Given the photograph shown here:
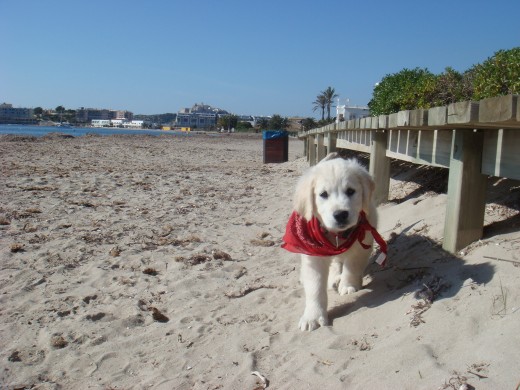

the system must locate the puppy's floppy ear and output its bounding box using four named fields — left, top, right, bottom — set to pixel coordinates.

left=293, top=169, right=316, bottom=221
left=357, top=168, right=375, bottom=212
